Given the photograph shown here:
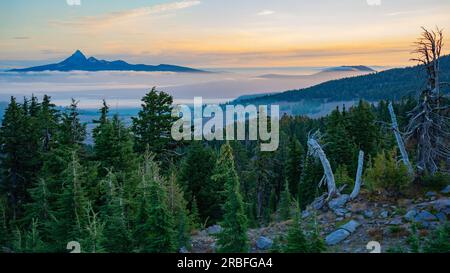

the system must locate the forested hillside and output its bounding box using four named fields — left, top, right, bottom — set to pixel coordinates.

left=237, top=55, right=450, bottom=105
